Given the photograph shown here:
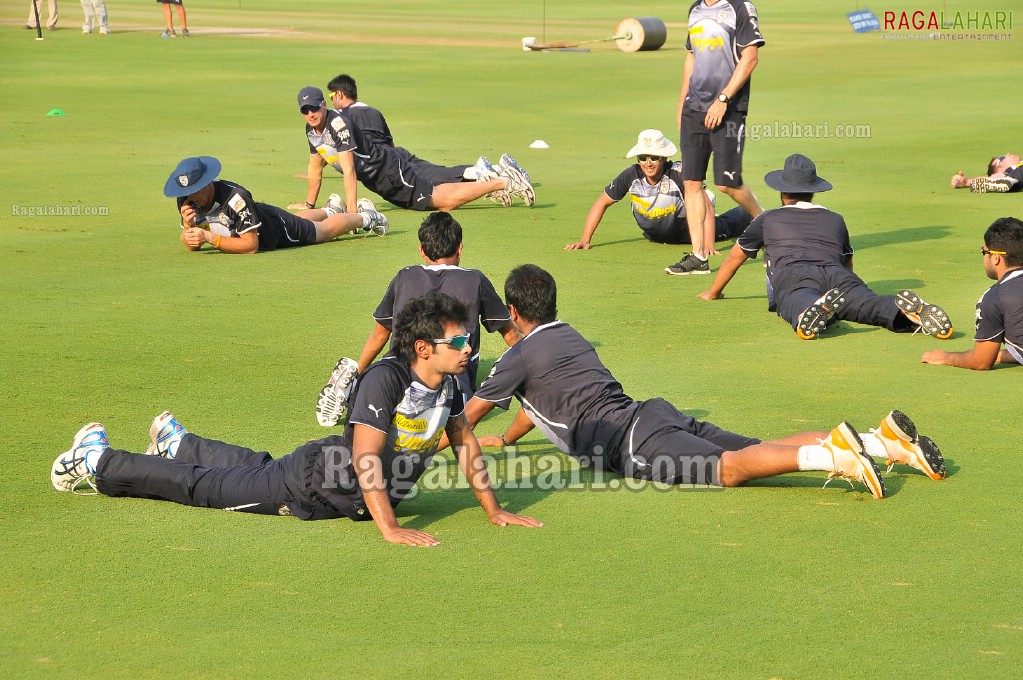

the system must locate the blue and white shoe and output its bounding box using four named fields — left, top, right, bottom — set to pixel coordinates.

left=358, top=204, right=389, bottom=236
left=499, top=164, right=536, bottom=207
left=145, top=411, right=187, bottom=459
left=51, top=422, right=109, bottom=494
left=475, top=157, right=512, bottom=207
left=499, top=153, right=531, bottom=185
